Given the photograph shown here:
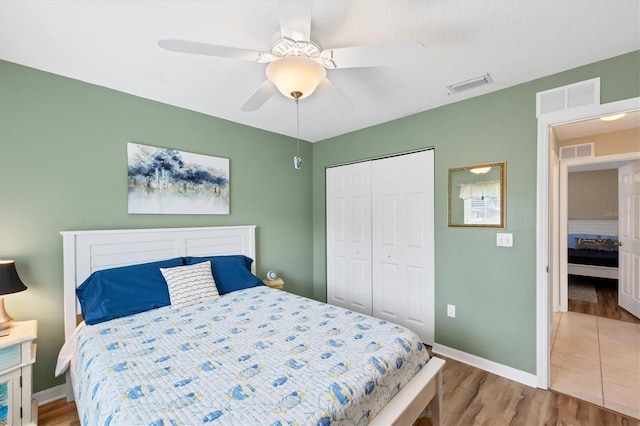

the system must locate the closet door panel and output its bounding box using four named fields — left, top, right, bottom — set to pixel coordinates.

left=406, top=265, right=427, bottom=327
left=328, top=257, right=347, bottom=305
left=377, top=263, right=399, bottom=319
left=406, top=192, right=425, bottom=248
left=327, top=176, right=348, bottom=308
left=350, top=258, right=370, bottom=312
left=372, top=150, right=435, bottom=344
left=380, top=195, right=398, bottom=246
left=326, top=162, right=372, bottom=315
